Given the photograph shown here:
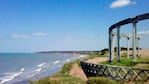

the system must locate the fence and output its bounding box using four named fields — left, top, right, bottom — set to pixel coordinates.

left=80, top=61, right=149, bottom=81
